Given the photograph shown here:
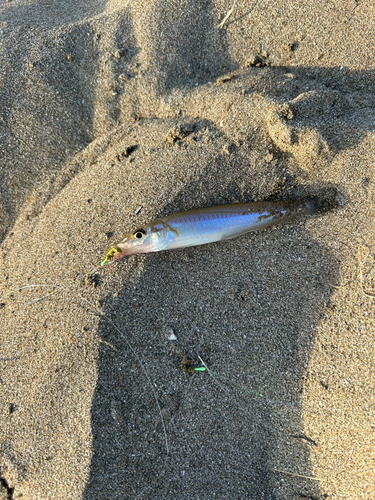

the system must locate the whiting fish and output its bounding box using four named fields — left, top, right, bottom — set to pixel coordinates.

left=102, top=197, right=319, bottom=265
